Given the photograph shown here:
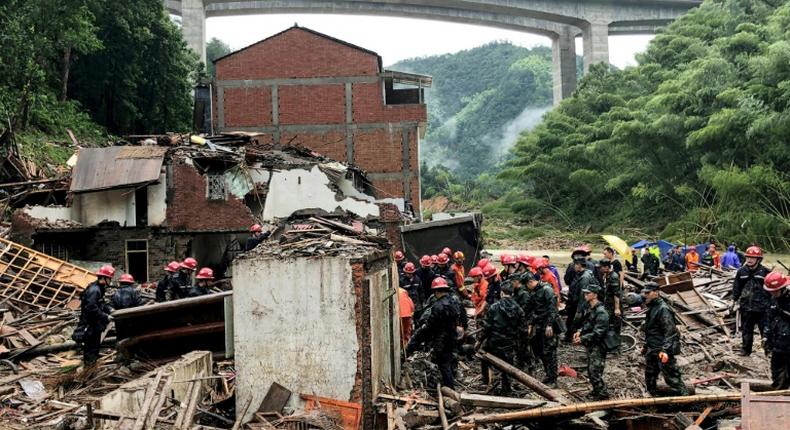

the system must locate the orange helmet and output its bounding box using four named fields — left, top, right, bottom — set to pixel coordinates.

left=453, top=251, right=465, bottom=260
left=469, top=267, right=483, bottom=278
left=764, top=271, right=789, bottom=291
left=250, top=224, right=263, bottom=233
left=745, top=246, right=763, bottom=258
left=419, top=255, right=432, bottom=267
left=196, top=267, right=214, bottom=280
left=431, top=277, right=450, bottom=290
left=95, top=265, right=116, bottom=278
left=394, top=251, right=405, bottom=261
left=119, top=273, right=135, bottom=284
left=403, top=262, right=416, bottom=274
left=436, top=253, right=450, bottom=265
left=164, top=261, right=180, bottom=273
left=181, top=257, right=198, bottom=270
